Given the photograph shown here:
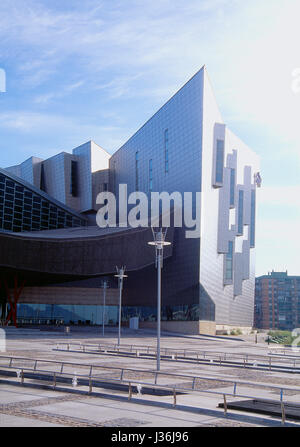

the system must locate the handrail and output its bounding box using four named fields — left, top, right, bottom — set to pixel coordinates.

left=0, top=358, right=299, bottom=424
left=0, top=354, right=299, bottom=395
left=53, top=342, right=300, bottom=371
left=55, top=341, right=300, bottom=360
